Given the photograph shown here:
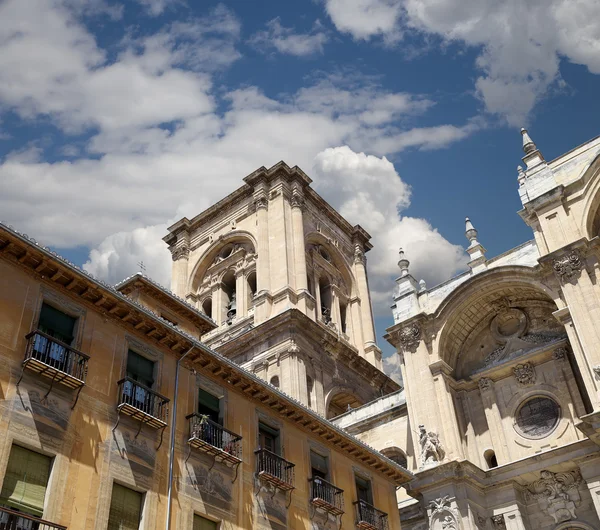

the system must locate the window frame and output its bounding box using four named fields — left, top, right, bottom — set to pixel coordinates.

left=106, top=481, right=145, bottom=530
